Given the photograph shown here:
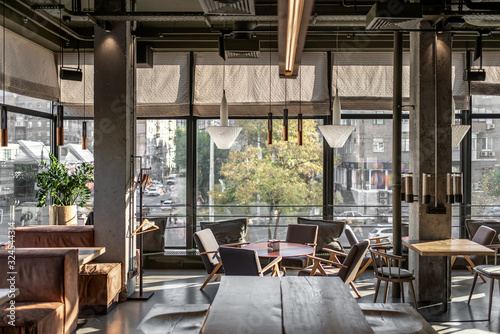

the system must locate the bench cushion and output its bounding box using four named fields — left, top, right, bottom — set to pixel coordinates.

left=79, top=262, right=122, bottom=307
left=0, top=302, right=65, bottom=334
left=13, top=225, right=94, bottom=248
